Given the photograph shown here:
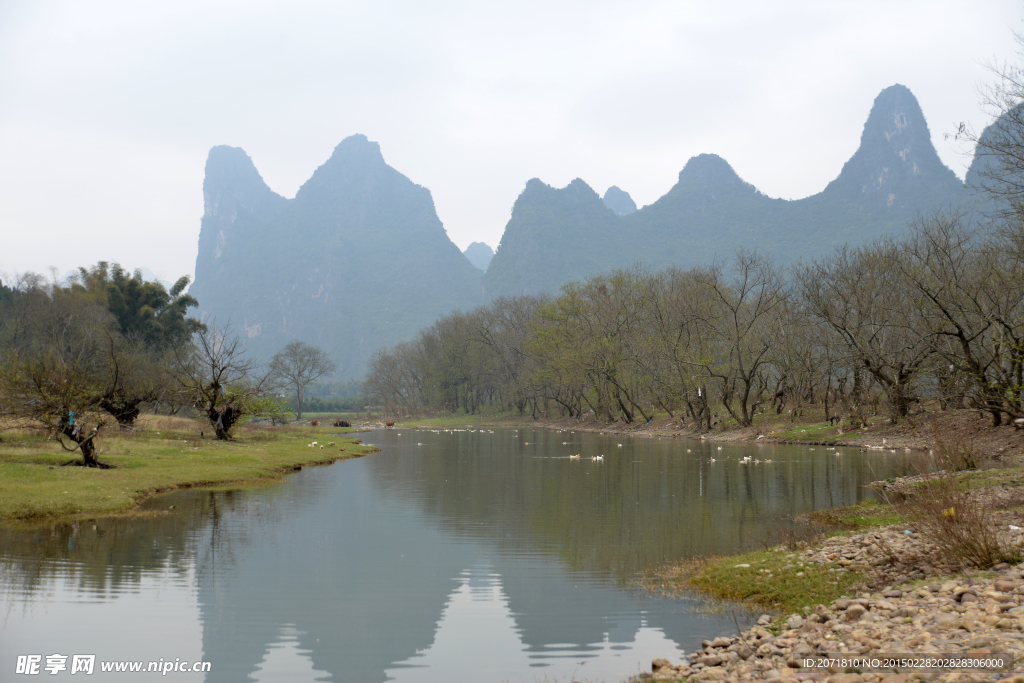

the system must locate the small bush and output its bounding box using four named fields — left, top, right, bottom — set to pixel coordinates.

left=935, top=438, right=979, bottom=472
left=888, top=448, right=1022, bottom=569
